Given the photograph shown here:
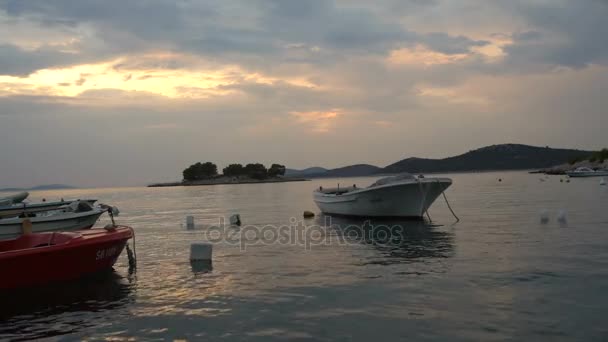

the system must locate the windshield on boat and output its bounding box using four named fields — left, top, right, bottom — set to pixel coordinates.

left=369, top=173, right=417, bottom=187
